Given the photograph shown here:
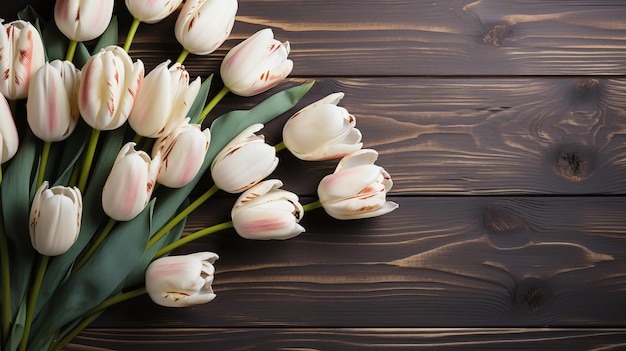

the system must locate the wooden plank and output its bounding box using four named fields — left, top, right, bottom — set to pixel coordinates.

left=3, top=1, right=626, bottom=76
left=204, top=77, right=626, bottom=196
left=66, top=328, right=626, bottom=351
left=90, top=196, right=626, bottom=328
